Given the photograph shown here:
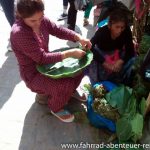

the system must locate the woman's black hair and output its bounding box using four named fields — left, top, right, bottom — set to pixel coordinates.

left=16, top=0, right=44, bottom=18
left=98, top=1, right=131, bottom=25
left=108, top=8, right=129, bottom=26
